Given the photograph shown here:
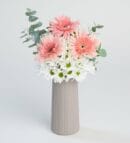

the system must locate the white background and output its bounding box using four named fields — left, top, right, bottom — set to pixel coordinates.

left=0, top=0, right=130, bottom=143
